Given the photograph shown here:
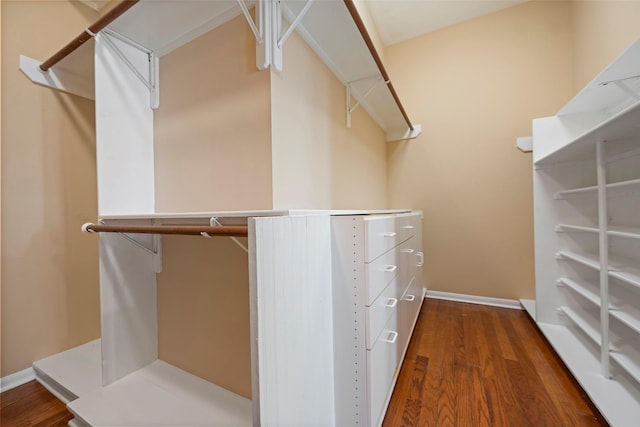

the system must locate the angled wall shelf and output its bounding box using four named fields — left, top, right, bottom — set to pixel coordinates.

left=20, top=0, right=420, bottom=141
